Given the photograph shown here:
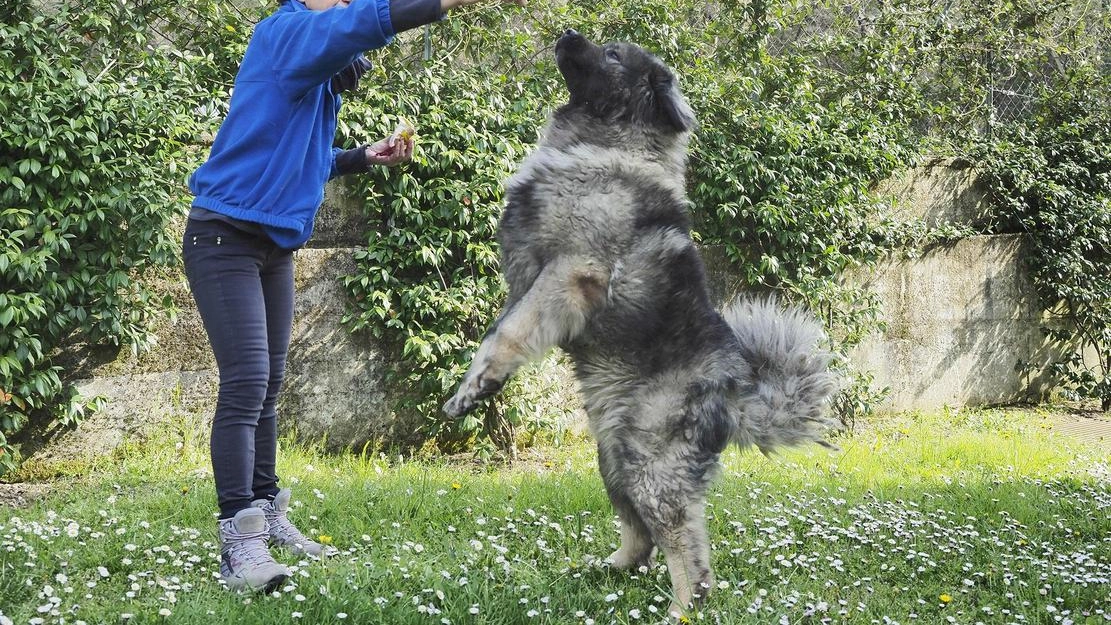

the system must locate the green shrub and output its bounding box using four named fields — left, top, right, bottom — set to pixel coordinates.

left=977, top=68, right=1111, bottom=410
left=338, top=6, right=568, bottom=453
left=5, top=0, right=1106, bottom=472
left=0, top=0, right=249, bottom=473
left=337, top=0, right=936, bottom=449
